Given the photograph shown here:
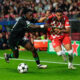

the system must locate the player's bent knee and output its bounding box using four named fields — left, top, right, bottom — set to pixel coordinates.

left=26, top=45, right=34, bottom=52
left=24, top=42, right=34, bottom=51
left=57, top=51, right=63, bottom=56
left=67, top=49, right=73, bottom=55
